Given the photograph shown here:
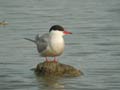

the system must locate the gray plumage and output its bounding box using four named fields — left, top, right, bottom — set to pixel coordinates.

left=24, top=25, right=72, bottom=62
left=24, top=33, right=49, bottom=53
